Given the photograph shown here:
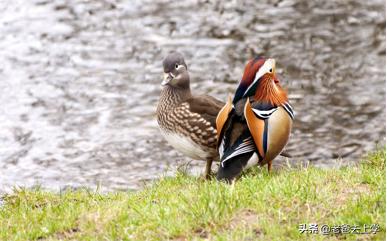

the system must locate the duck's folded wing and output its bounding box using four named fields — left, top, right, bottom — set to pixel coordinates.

left=186, top=95, right=225, bottom=129
left=215, top=95, right=233, bottom=145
